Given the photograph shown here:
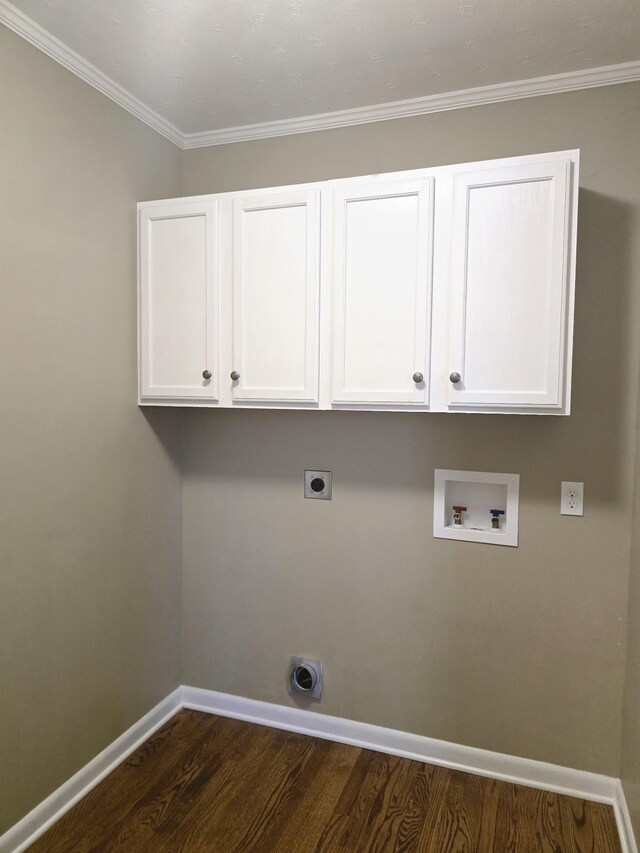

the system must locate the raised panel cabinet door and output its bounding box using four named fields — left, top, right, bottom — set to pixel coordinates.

left=231, top=190, right=320, bottom=403
left=139, top=200, right=219, bottom=402
left=331, top=179, right=434, bottom=406
left=447, top=159, right=573, bottom=410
